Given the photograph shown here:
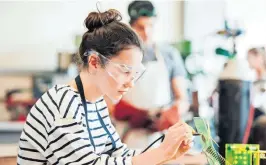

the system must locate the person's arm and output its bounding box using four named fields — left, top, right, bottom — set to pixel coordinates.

left=172, top=76, right=189, bottom=115
left=156, top=47, right=189, bottom=130
left=109, top=131, right=168, bottom=164
left=169, top=47, right=189, bottom=116
left=45, top=118, right=187, bottom=165
left=132, top=148, right=168, bottom=165
left=109, top=121, right=192, bottom=165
